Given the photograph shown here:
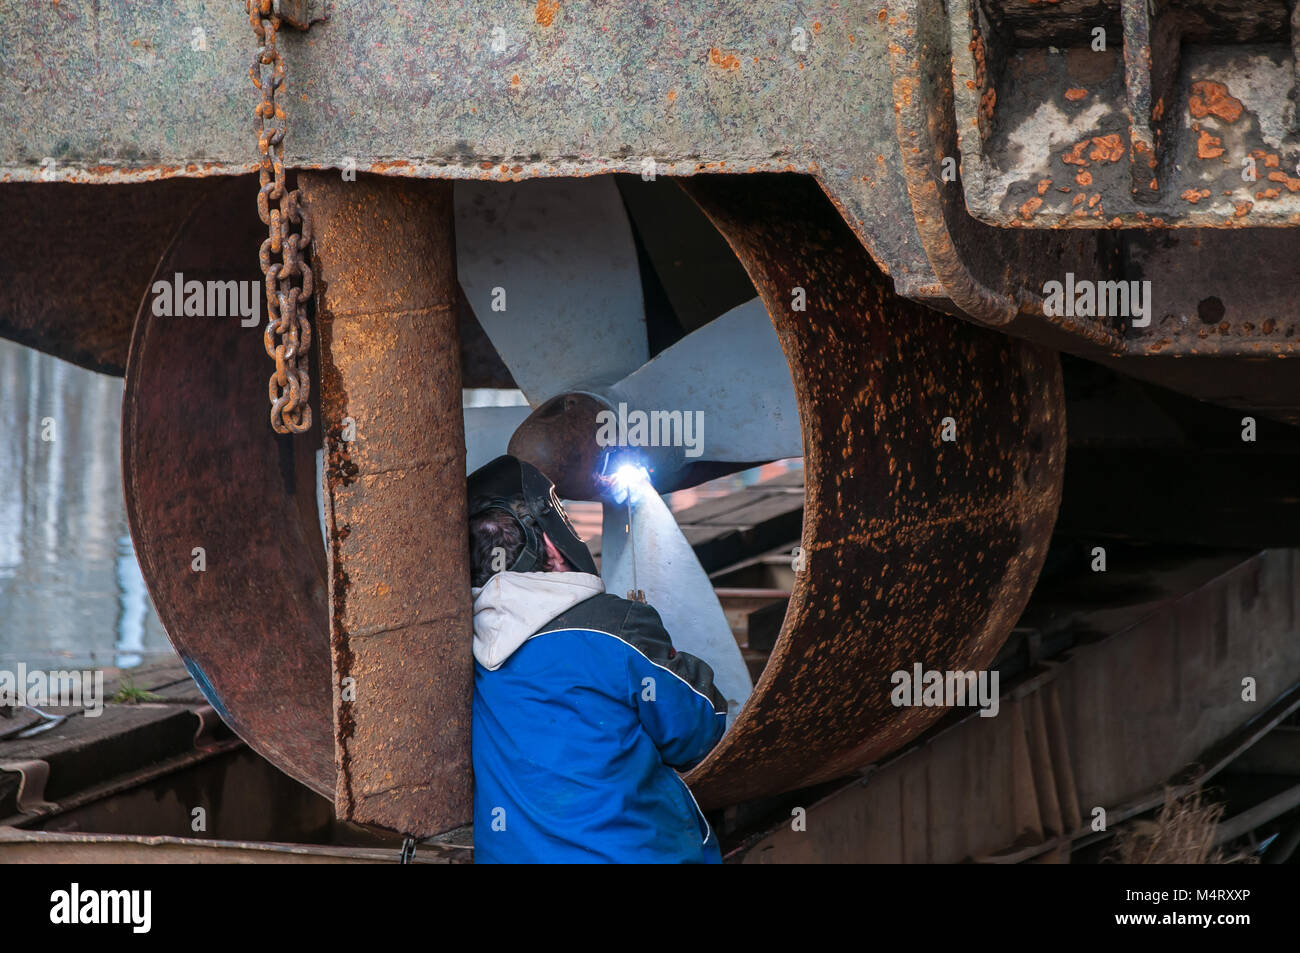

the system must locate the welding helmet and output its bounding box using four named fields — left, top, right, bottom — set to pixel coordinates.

left=467, top=455, right=598, bottom=577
